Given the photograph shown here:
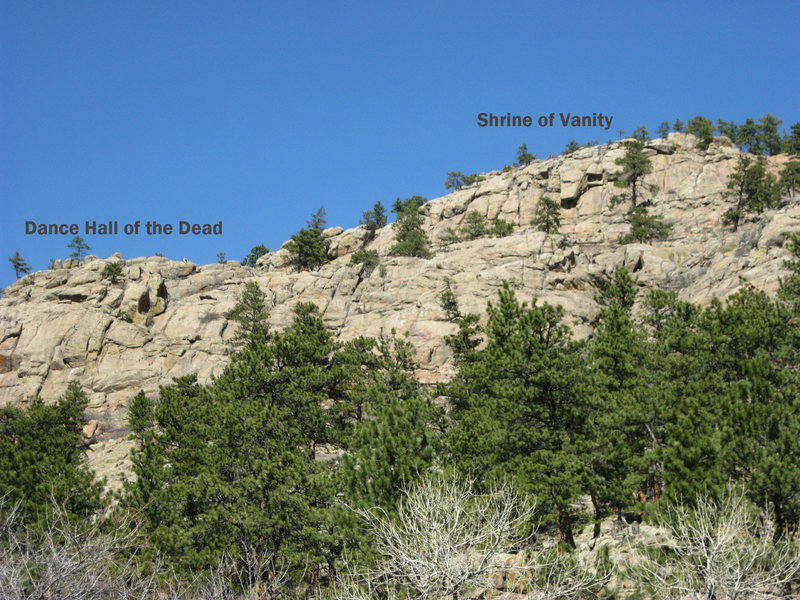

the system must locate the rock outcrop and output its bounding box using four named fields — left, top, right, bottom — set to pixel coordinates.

left=1, top=133, right=797, bottom=487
